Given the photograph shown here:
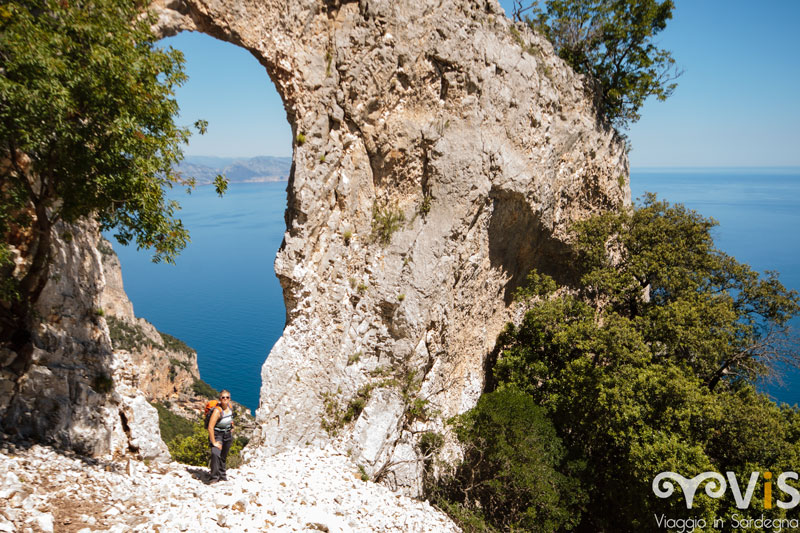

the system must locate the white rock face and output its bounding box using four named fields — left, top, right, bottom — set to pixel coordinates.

left=0, top=440, right=460, bottom=532
left=0, top=220, right=169, bottom=463
left=151, top=0, right=629, bottom=494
